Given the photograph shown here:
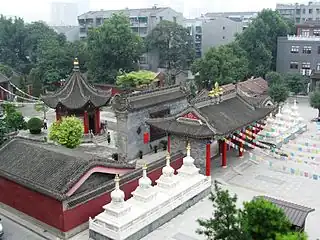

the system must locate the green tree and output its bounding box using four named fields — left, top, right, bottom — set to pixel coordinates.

left=49, top=116, right=83, bottom=148
left=310, top=91, right=320, bottom=117
left=2, top=103, right=17, bottom=115
left=69, top=40, right=88, bottom=72
left=0, top=64, right=13, bottom=78
left=34, top=101, right=49, bottom=118
left=146, top=20, right=195, bottom=84
left=276, top=232, right=308, bottom=240
left=0, top=119, right=7, bottom=145
left=241, top=198, right=291, bottom=240
left=237, top=10, right=293, bottom=76
left=27, top=117, right=43, bottom=134
left=269, top=83, right=289, bottom=103
left=28, top=68, right=43, bottom=97
left=5, top=111, right=27, bottom=131
left=196, top=181, right=247, bottom=240
left=284, top=73, right=308, bottom=95
left=87, top=13, right=143, bottom=83
left=116, top=70, right=156, bottom=88
left=265, top=71, right=283, bottom=86
left=192, top=42, right=248, bottom=90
